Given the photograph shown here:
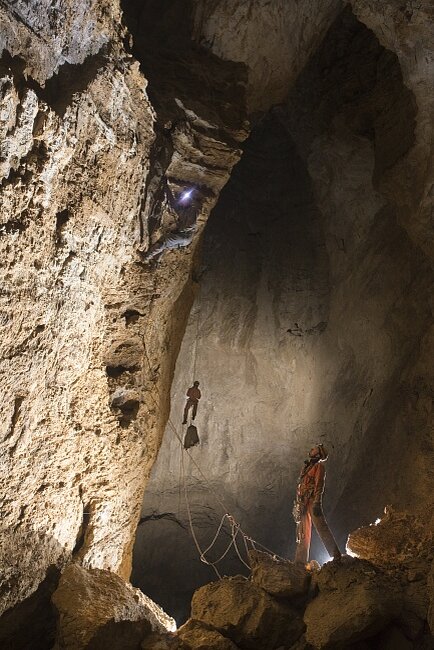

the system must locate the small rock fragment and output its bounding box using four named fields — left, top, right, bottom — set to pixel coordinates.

left=177, top=619, right=239, bottom=649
